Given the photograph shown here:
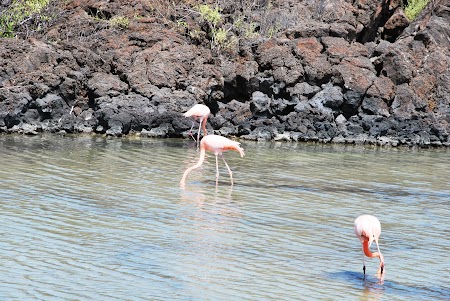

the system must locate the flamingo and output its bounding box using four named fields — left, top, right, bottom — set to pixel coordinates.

left=354, top=214, right=385, bottom=278
left=180, top=134, right=245, bottom=188
left=183, top=104, right=211, bottom=147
